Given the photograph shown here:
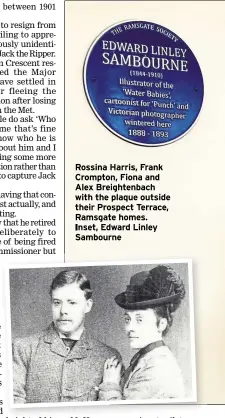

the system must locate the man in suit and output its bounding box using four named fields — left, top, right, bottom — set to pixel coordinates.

left=13, top=270, right=120, bottom=404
